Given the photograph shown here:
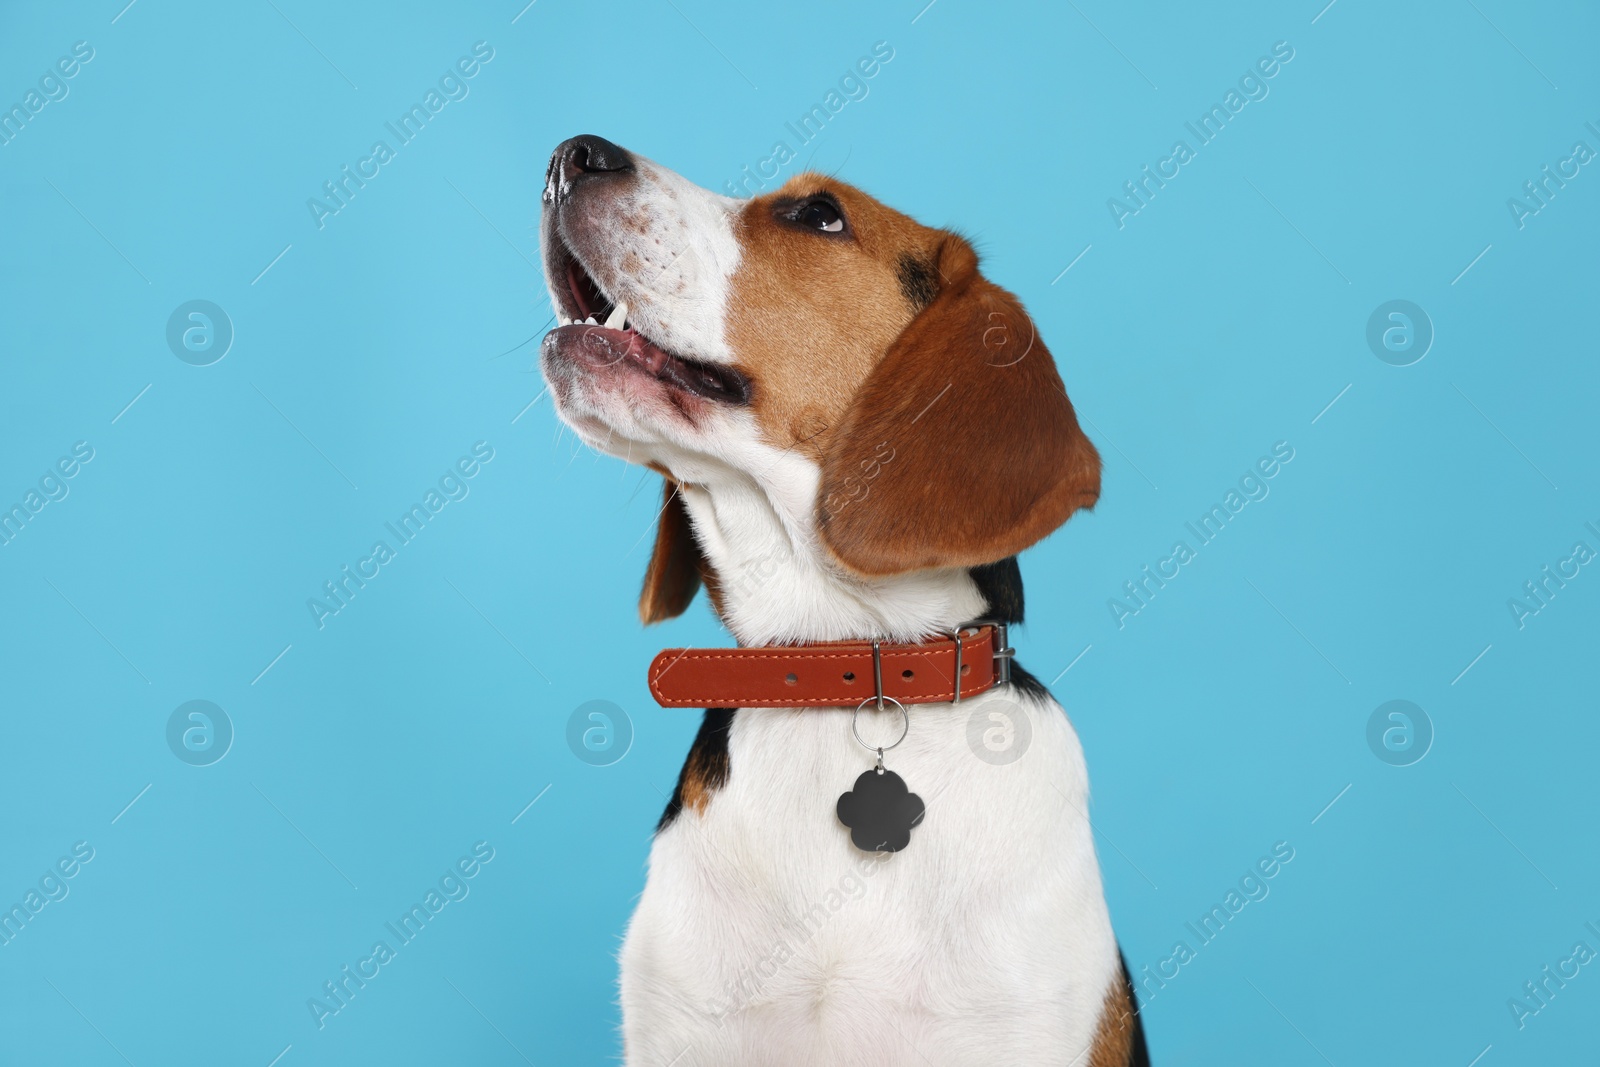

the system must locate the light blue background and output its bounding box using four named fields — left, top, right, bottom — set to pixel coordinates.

left=2, top=1, right=1596, bottom=1064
